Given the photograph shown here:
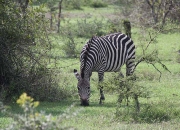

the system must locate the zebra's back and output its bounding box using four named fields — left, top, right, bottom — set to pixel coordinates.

left=92, top=33, right=135, bottom=72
